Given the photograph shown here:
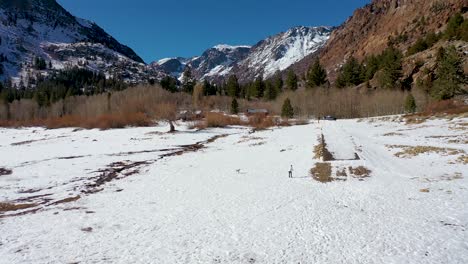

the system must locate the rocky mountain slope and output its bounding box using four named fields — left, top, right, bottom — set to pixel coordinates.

left=232, top=26, right=331, bottom=81
left=150, top=45, right=251, bottom=81
left=151, top=26, right=332, bottom=83
left=0, top=0, right=164, bottom=85
left=292, top=0, right=467, bottom=82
